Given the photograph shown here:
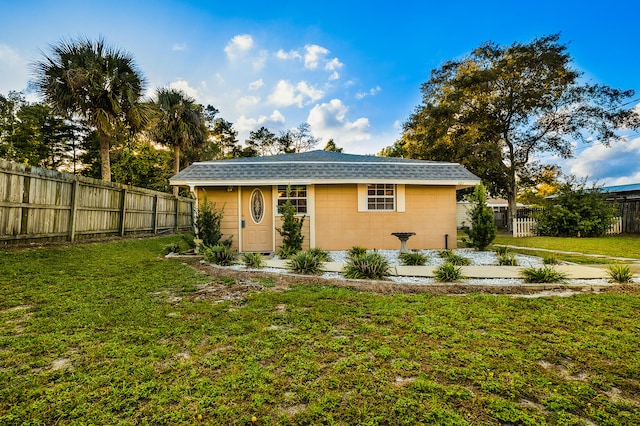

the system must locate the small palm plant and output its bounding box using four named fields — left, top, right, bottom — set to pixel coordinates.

left=399, top=251, right=429, bottom=266
left=521, top=266, right=567, bottom=283
left=607, top=264, right=634, bottom=283
left=242, top=252, right=265, bottom=269
left=434, top=263, right=463, bottom=282
left=287, top=250, right=324, bottom=275
left=343, top=252, right=391, bottom=280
